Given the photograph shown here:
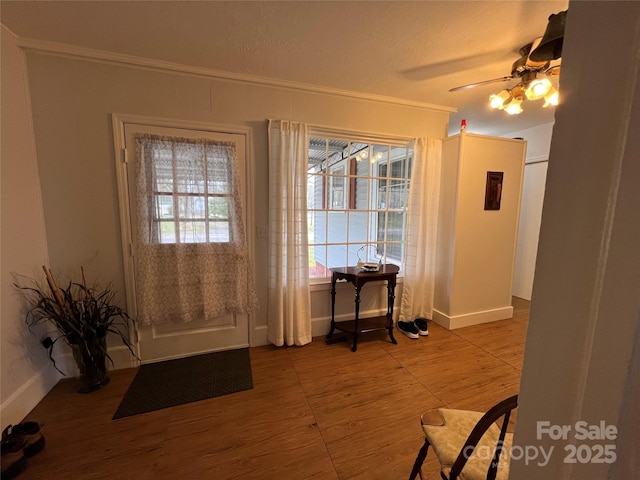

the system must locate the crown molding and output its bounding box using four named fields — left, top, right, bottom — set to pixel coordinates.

left=16, top=36, right=456, bottom=113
